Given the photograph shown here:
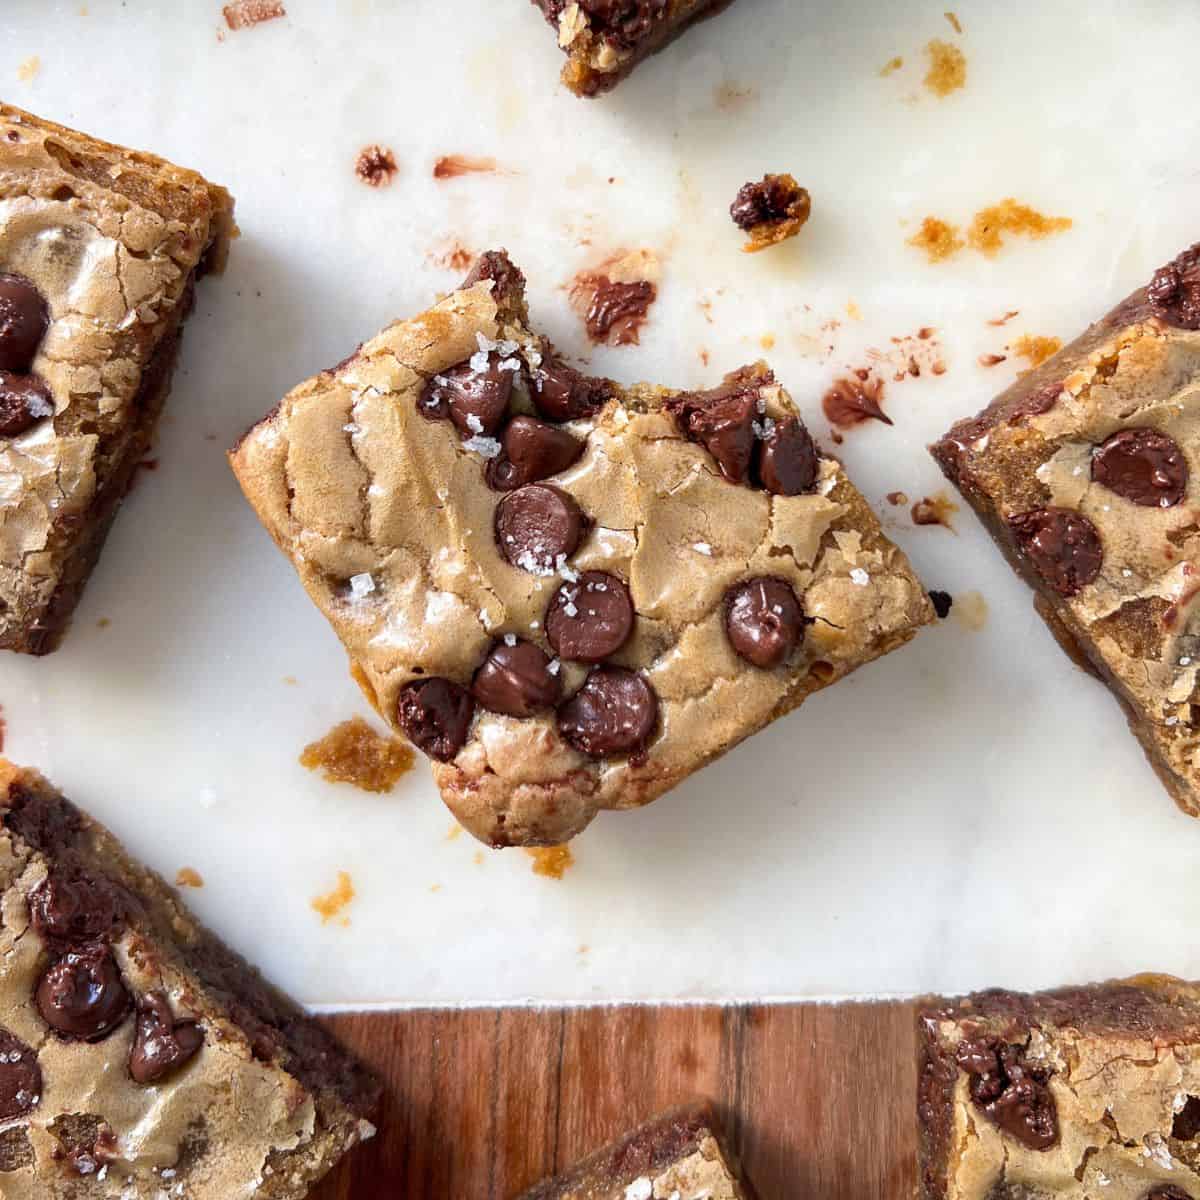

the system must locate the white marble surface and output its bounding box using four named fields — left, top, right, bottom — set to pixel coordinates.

left=1, top=0, right=1199, bottom=1009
